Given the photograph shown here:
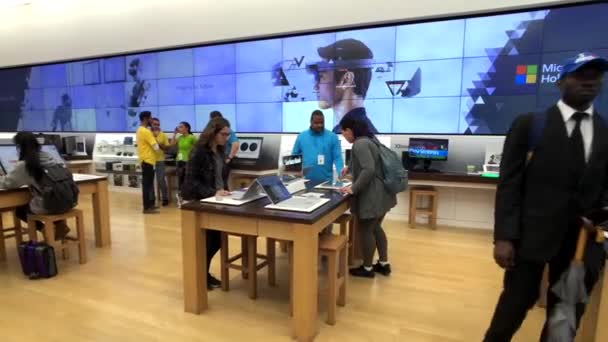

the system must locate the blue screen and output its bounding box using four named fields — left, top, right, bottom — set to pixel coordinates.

left=409, top=138, right=449, bottom=160
left=2, top=2, right=608, bottom=133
